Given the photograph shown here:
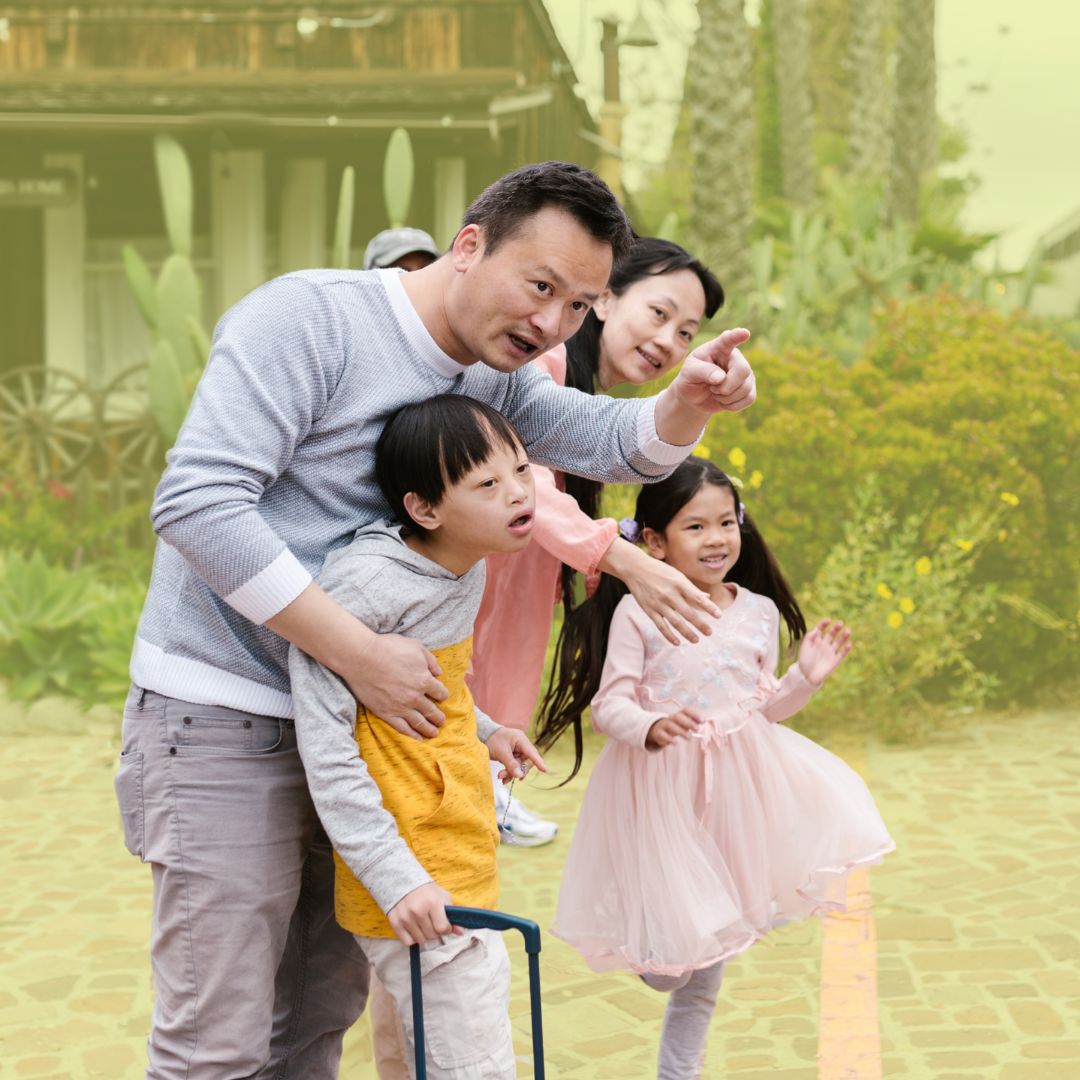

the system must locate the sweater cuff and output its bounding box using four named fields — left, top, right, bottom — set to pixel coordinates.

left=224, top=549, right=313, bottom=624
left=363, top=848, right=436, bottom=917
left=636, top=396, right=704, bottom=466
